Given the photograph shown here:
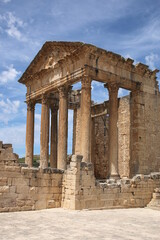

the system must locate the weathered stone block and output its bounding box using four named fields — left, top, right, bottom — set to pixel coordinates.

left=0, top=186, right=9, bottom=193
left=47, top=200, right=56, bottom=208
left=16, top=185, right=29, bottom=194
